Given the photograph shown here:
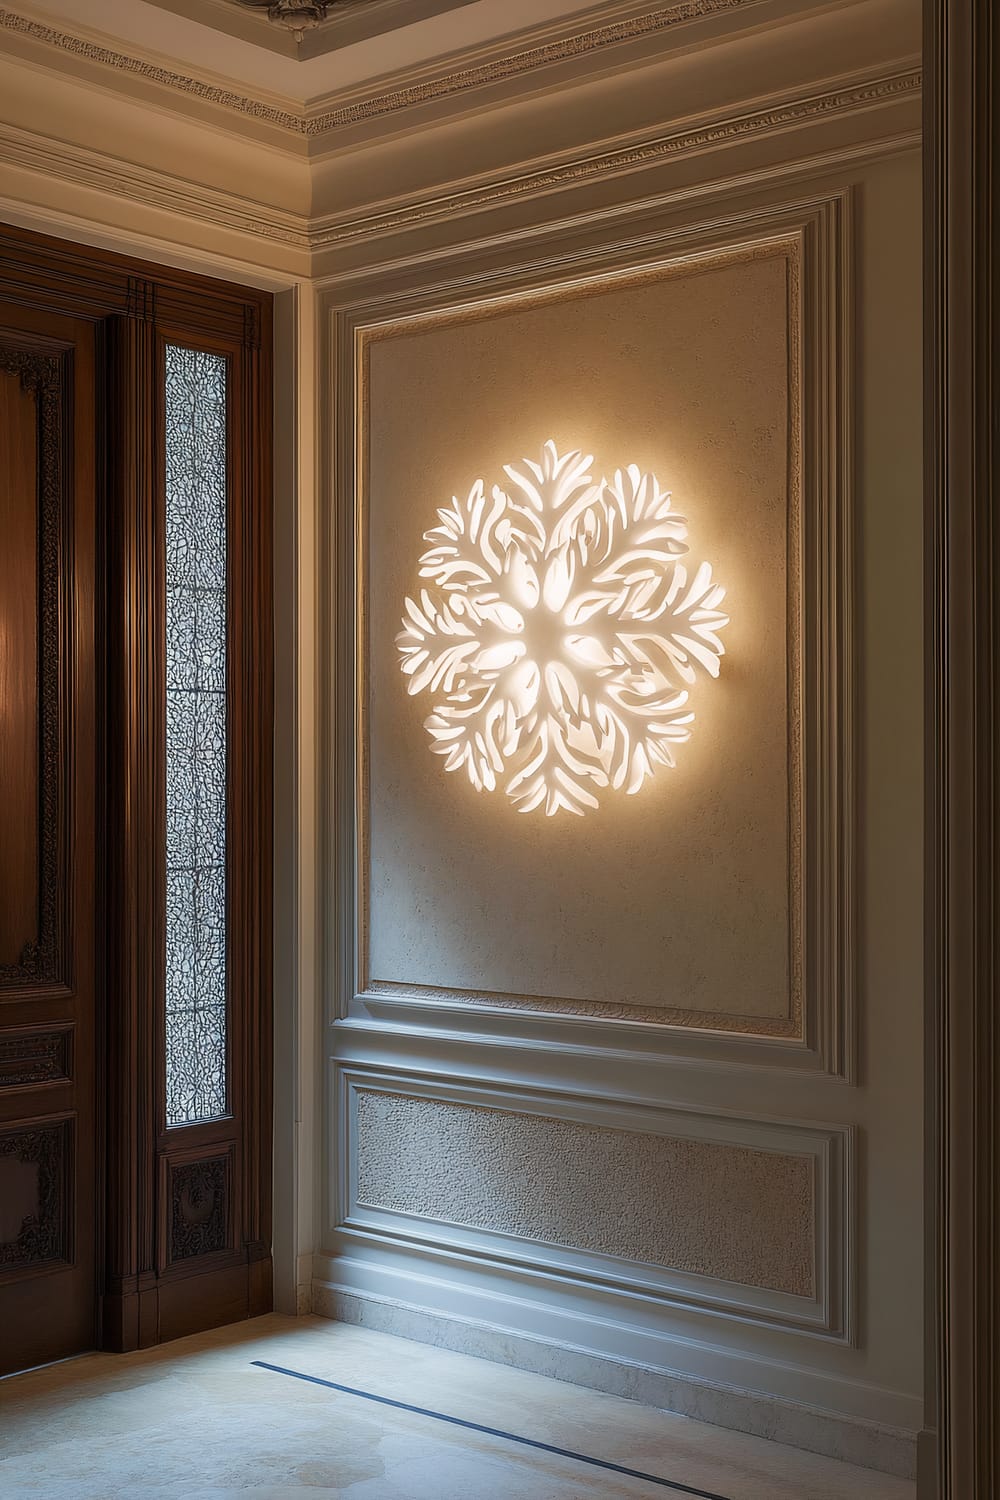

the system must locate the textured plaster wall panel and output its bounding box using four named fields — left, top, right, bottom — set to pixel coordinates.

left=365, top=249, right=793, bottom=1022
left=354, top=1090, right=815, bottom=1297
